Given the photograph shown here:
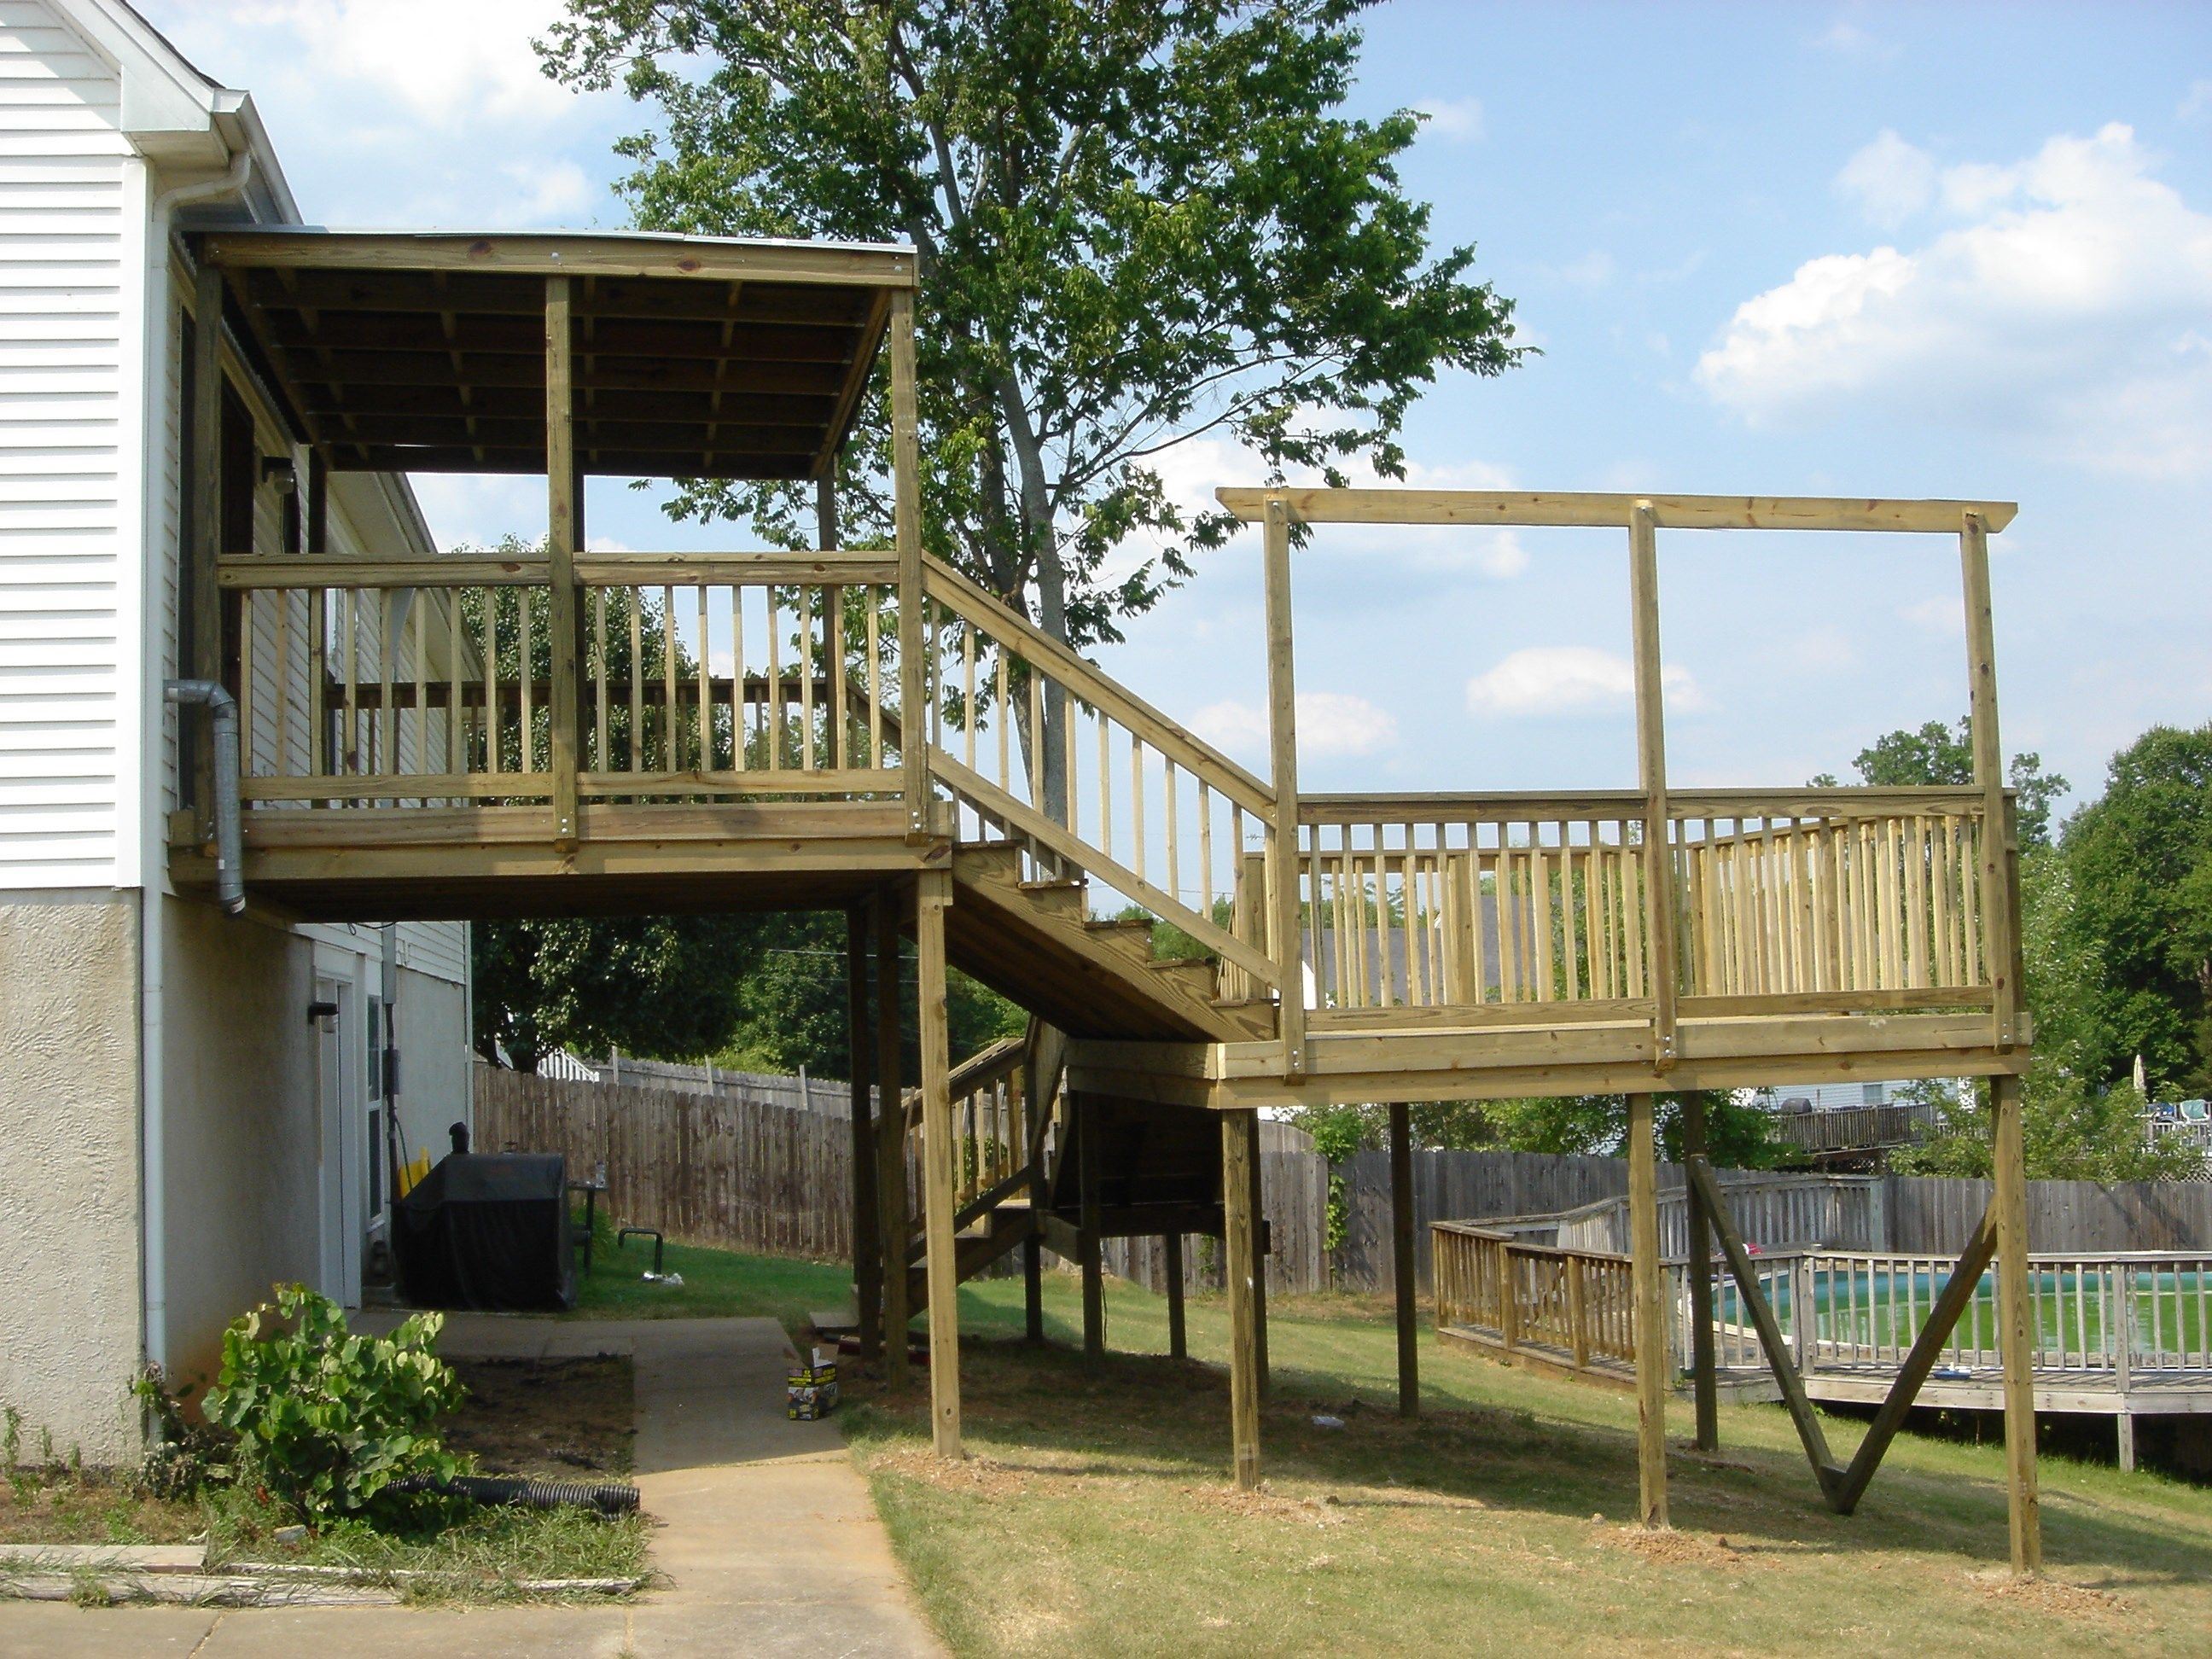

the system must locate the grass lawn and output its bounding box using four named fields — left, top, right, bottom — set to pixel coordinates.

left=567, top=1232, right=847, bottom=1330
left=823, top=1267, right=2212, bottom=1656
